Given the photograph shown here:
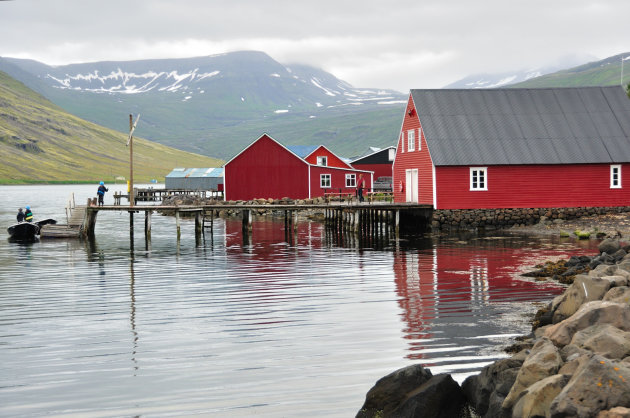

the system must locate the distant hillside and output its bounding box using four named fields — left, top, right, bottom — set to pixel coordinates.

left=0, top=70, right=222, bottom=183
left=0, top=51, right=406, bottom=160
left=511, top=52, right=630, bottom=88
